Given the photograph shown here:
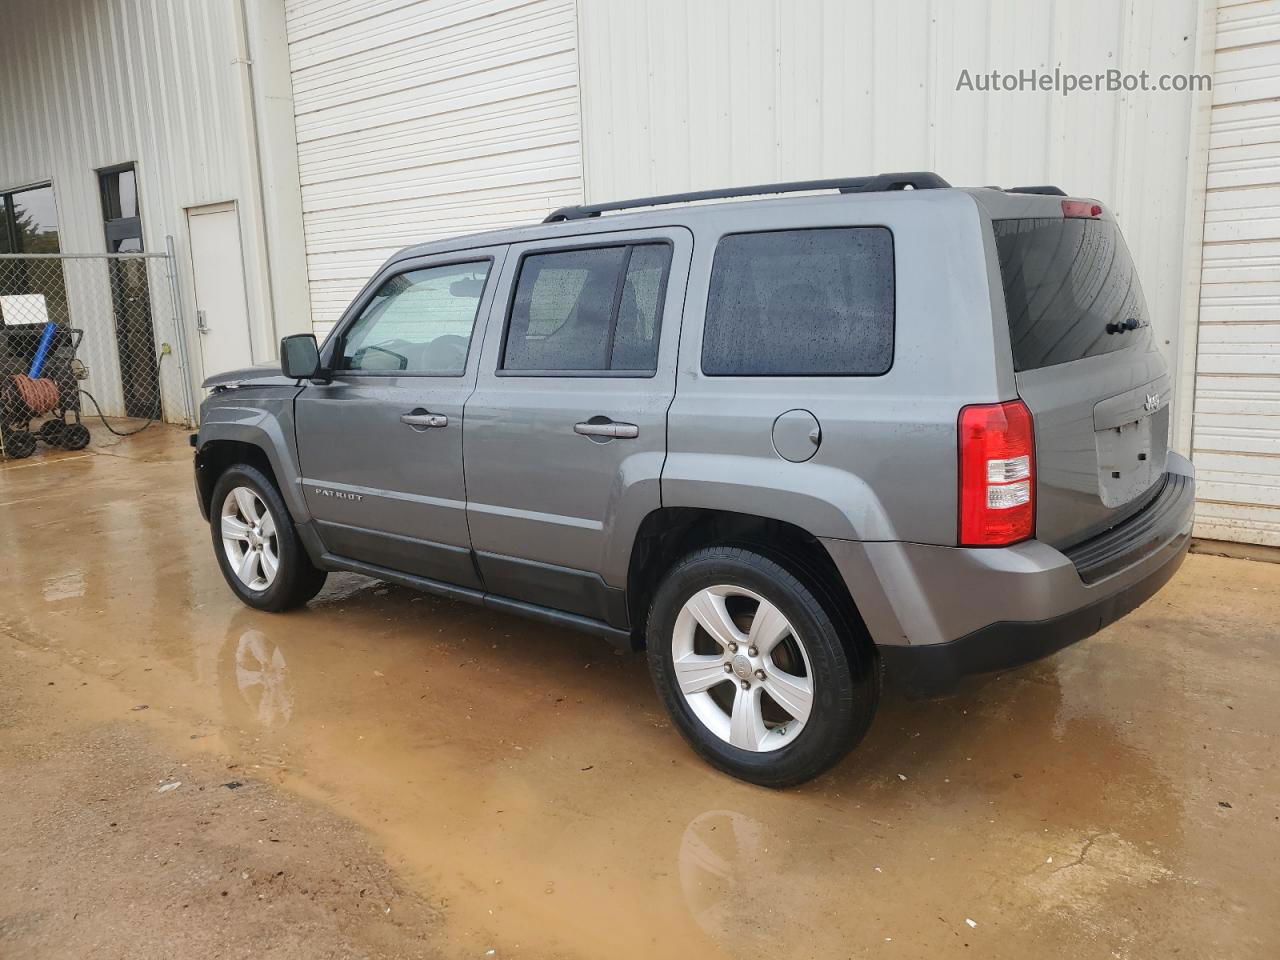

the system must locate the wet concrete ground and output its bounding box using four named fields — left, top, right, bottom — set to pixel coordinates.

left=2, top=426, right=1279, bottom=958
